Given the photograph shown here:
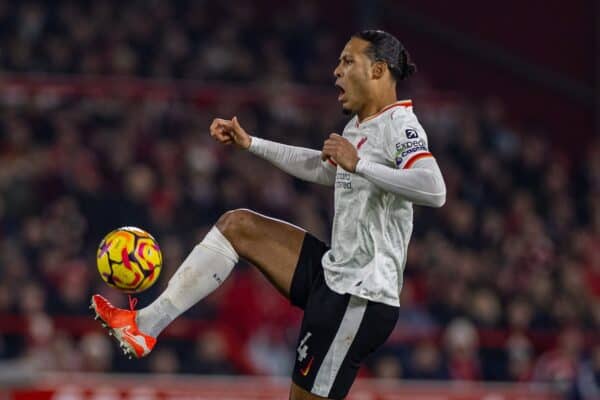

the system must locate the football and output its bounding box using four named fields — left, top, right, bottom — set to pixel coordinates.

left=96, top=226, right=163, bottom=293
